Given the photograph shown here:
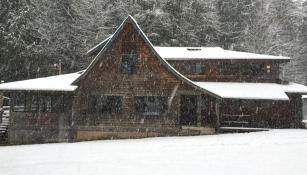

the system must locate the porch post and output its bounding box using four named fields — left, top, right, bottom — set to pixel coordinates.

left=8, top=92, right=14, bottom=145
left=215, top=99, right=222, bottom=133
left=197, top=95, right=202, bottom=126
